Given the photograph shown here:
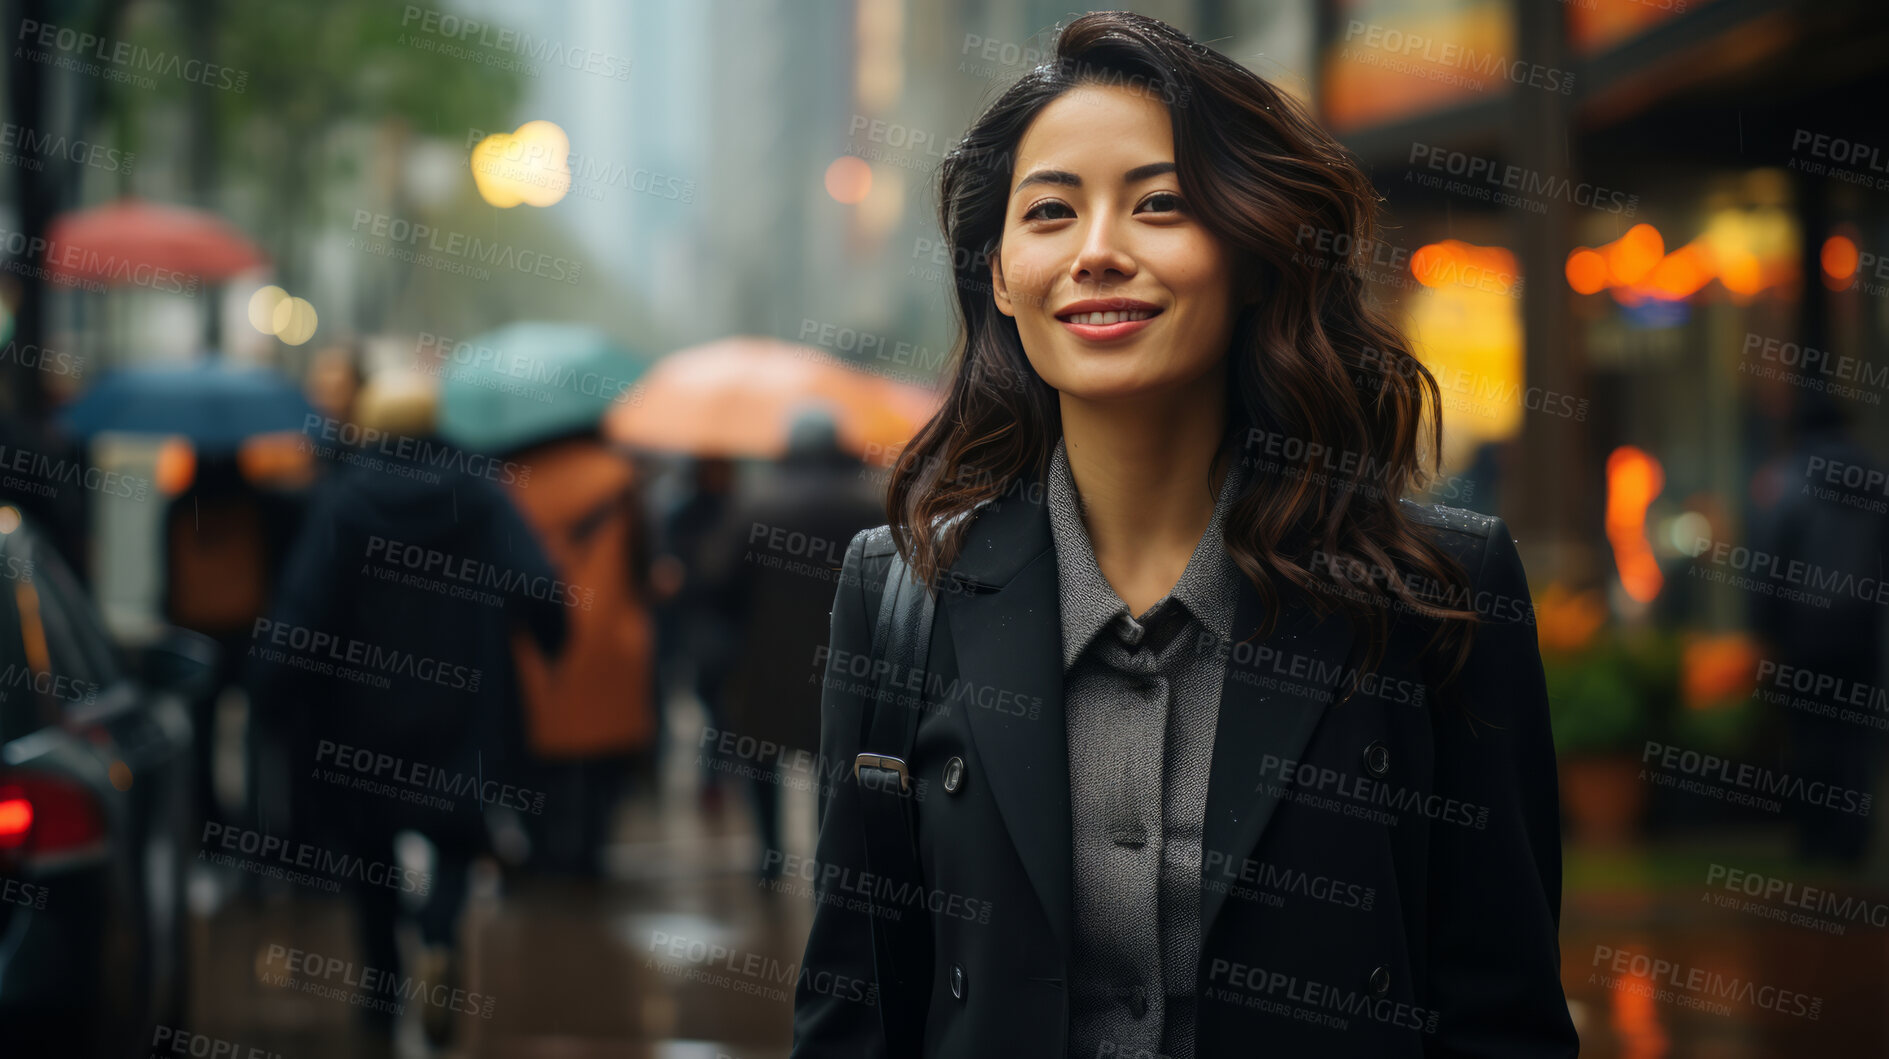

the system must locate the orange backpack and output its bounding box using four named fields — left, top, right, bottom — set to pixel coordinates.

left=504, top=440, right=656, bottom=759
